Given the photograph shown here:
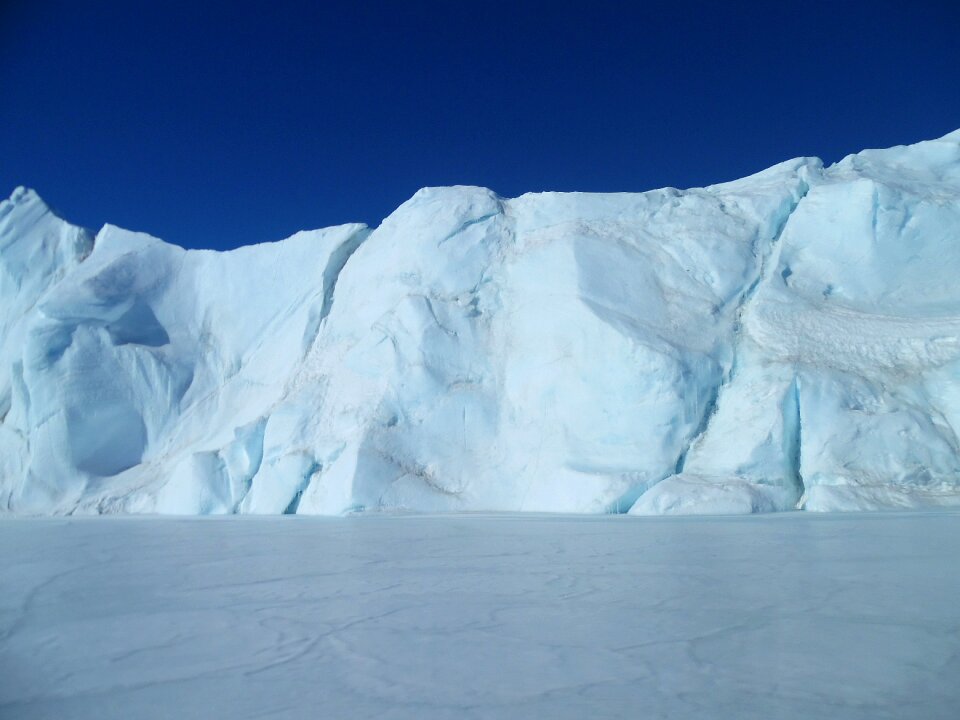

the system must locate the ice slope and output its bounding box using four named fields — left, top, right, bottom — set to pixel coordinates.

left=0, top=190, right=368, bottom=514
left=633, top=128, right=960, bottom=514
left=2, top=130, right=960, bottom=515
